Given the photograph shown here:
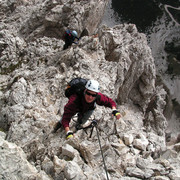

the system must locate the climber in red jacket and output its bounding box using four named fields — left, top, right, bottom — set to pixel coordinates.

left=53, top=80, right=121, bottom=139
